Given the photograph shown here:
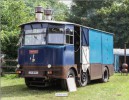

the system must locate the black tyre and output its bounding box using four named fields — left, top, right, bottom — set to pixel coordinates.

left=80, top=72, right=88, bottom=87
left=101, top=67, right=109, bottom=83
left=61, top=69, right=76, bottom=90
left=67, top=69, right=75, bottom=78
left=25, top=78, right=34, bottom=88
left=60, top=79, right=67, bottom=90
